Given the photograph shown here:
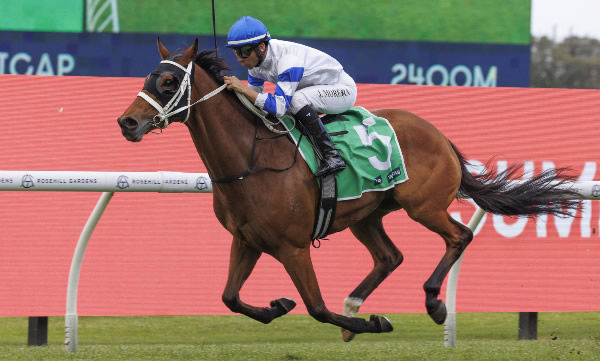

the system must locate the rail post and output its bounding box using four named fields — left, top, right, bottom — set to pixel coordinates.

left=65, top=191, right=114, bottom=352
left=444, top=206, right=486, bottom=347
